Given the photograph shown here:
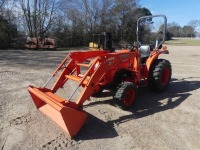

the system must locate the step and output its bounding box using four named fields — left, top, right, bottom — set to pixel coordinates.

left=65, top=75, right=88, bottom=85
left=77, top=63, right=91, bottom=67
left=66, top=75, right=80, bottom=82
